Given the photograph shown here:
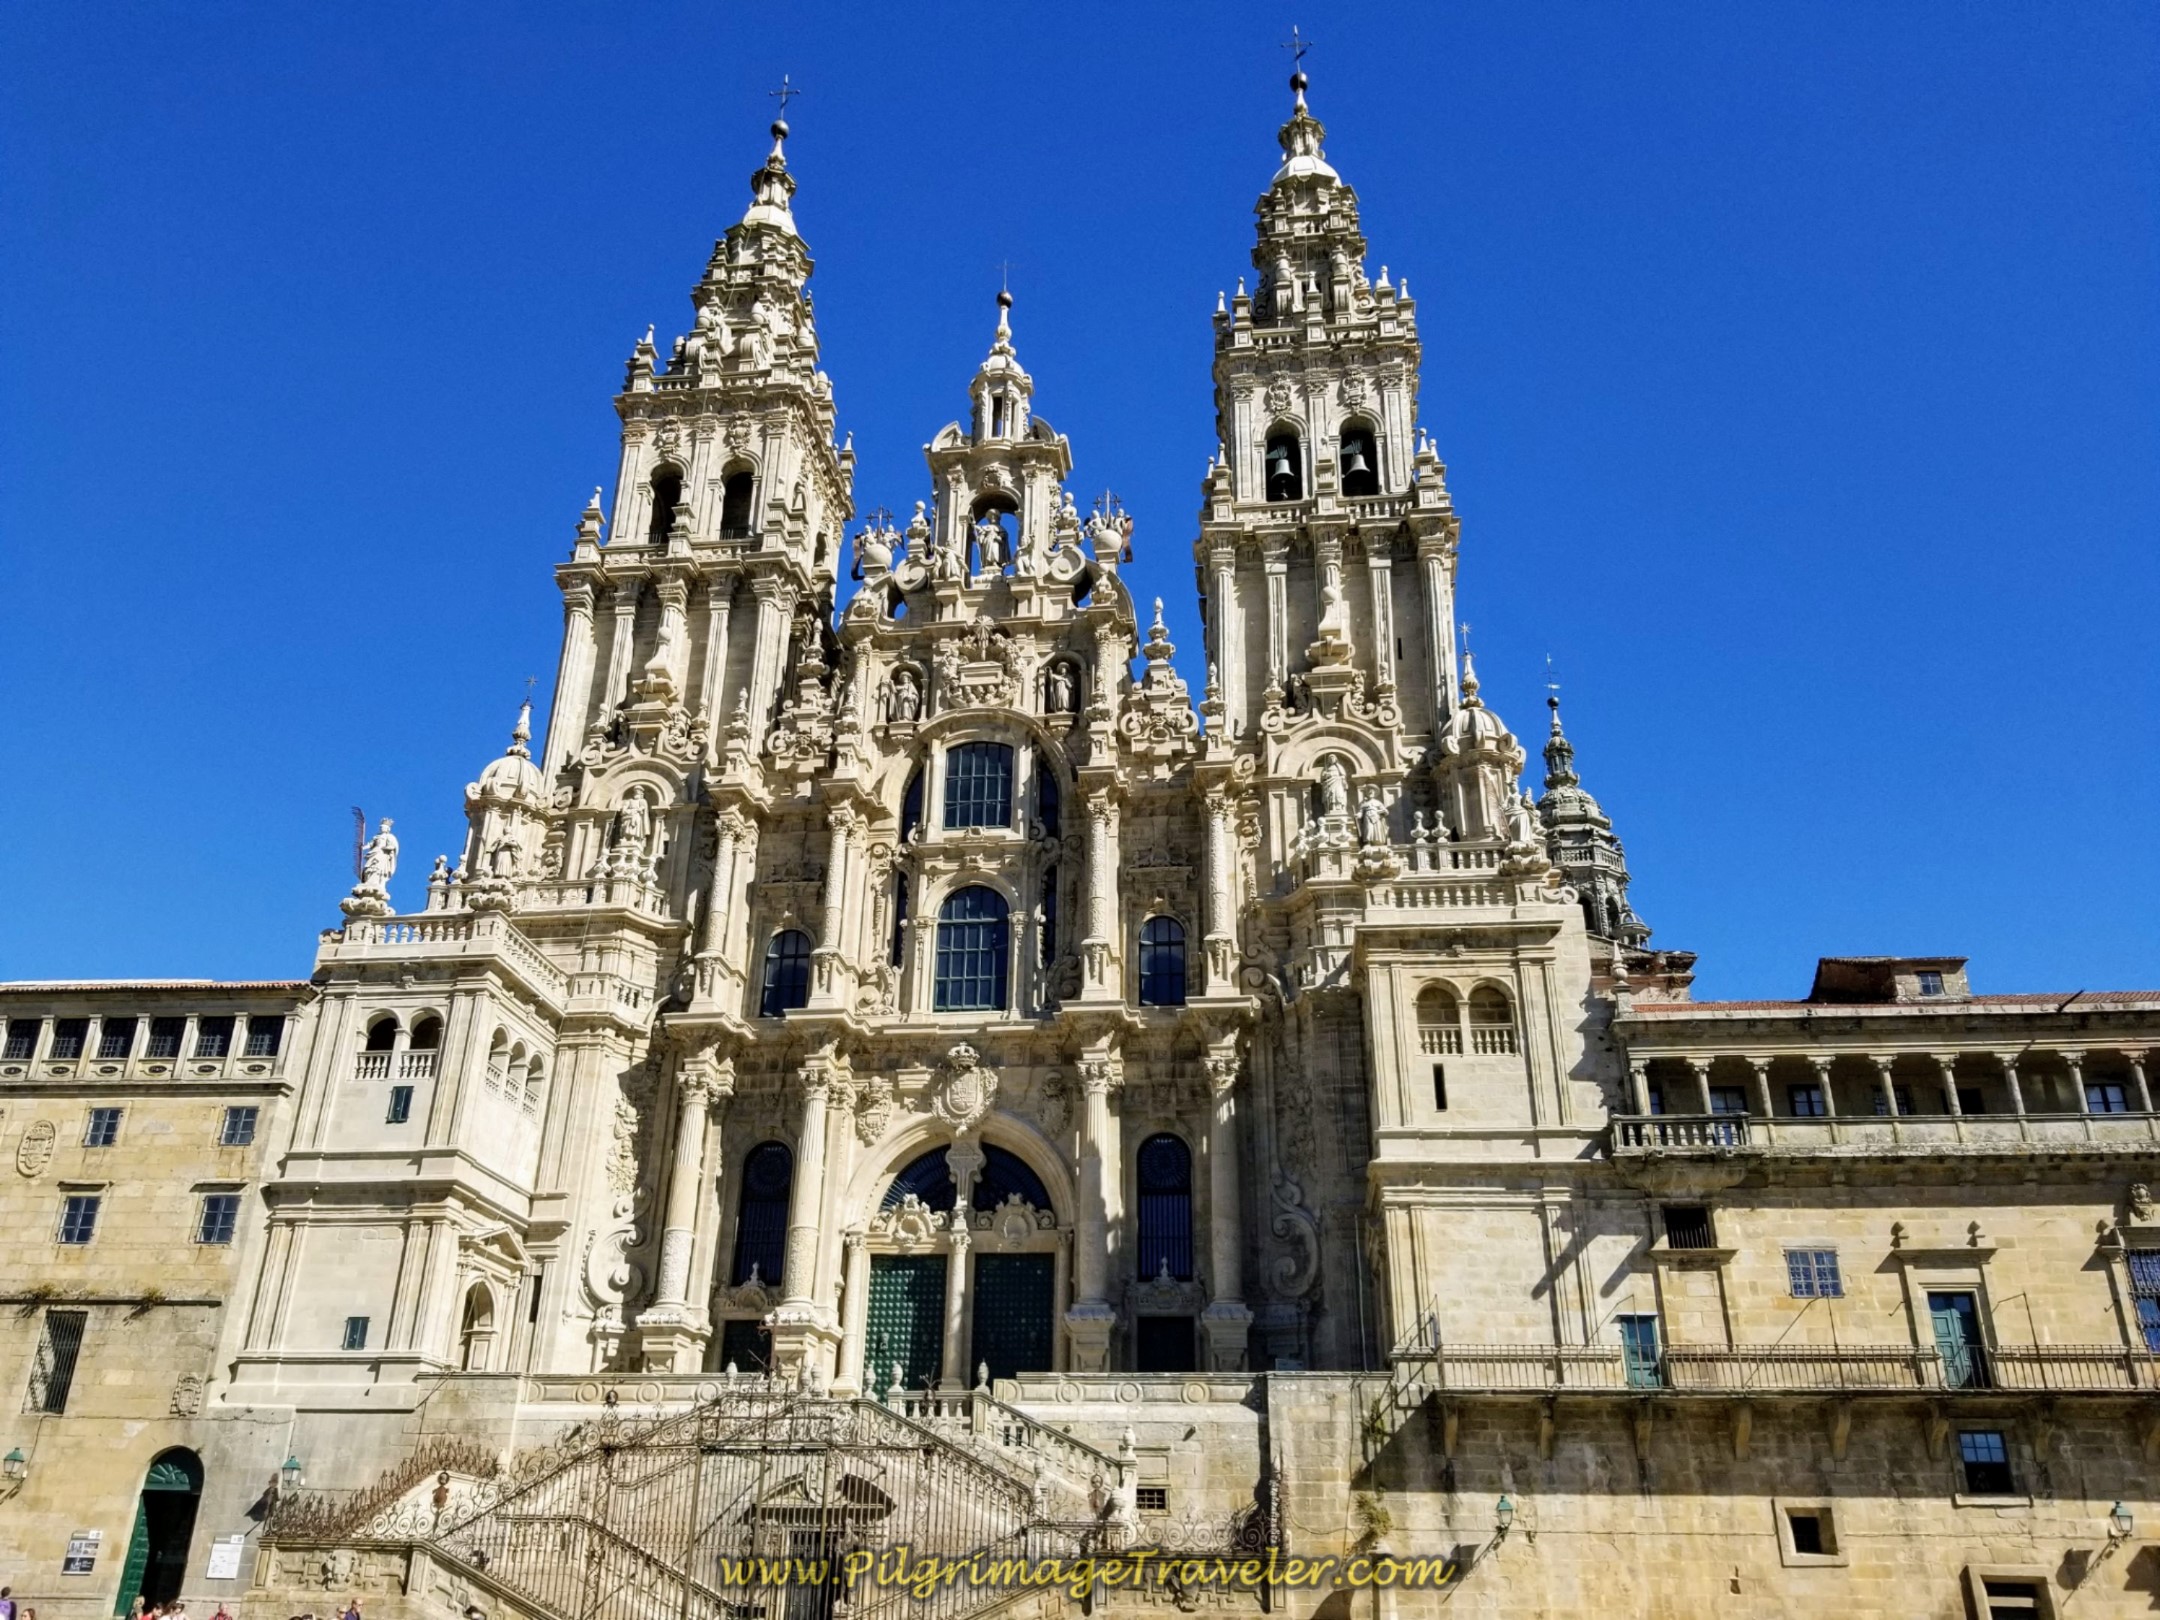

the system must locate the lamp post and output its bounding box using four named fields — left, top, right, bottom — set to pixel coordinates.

left=2109, top=1501, right=2134, bottom=1542
left=1494, top=1495, right=1514, bottom=1539
left=280, top=1454, right=305, bottom=1493
left=3, top=1447, right=26, bottom=1482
